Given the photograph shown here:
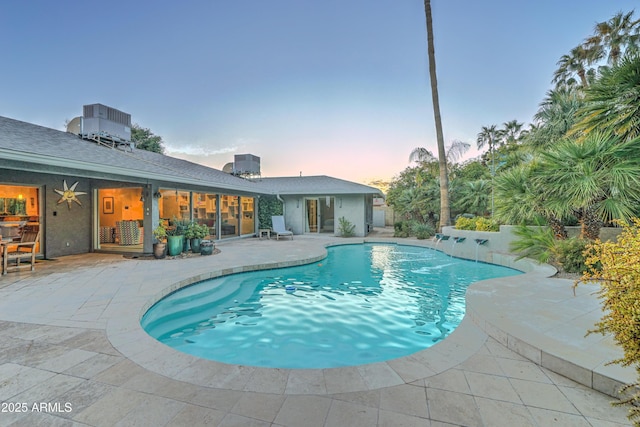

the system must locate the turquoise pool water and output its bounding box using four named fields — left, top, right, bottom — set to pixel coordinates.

left=141, top=244, right=522, bottom=369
